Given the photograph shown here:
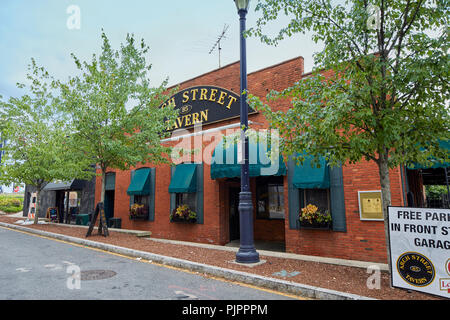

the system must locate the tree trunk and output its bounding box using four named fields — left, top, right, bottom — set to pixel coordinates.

left=101, top=169, right=106, bottom=203
left=377, top=151, right=392, bottom=277
left=33, top=189, right=41, bottom=225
